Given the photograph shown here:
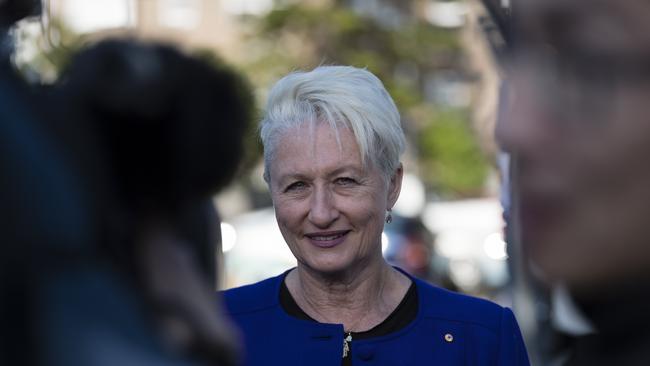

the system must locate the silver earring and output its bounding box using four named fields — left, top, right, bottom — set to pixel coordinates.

left=385, top=210, right=392, bottom=224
